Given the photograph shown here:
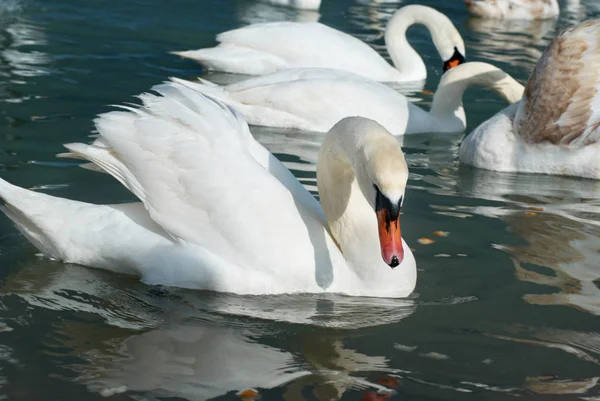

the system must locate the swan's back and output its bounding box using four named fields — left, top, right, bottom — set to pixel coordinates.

left=514, top=19, right=600, bottom=147
left=464, top=0, right=559, bottom=20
